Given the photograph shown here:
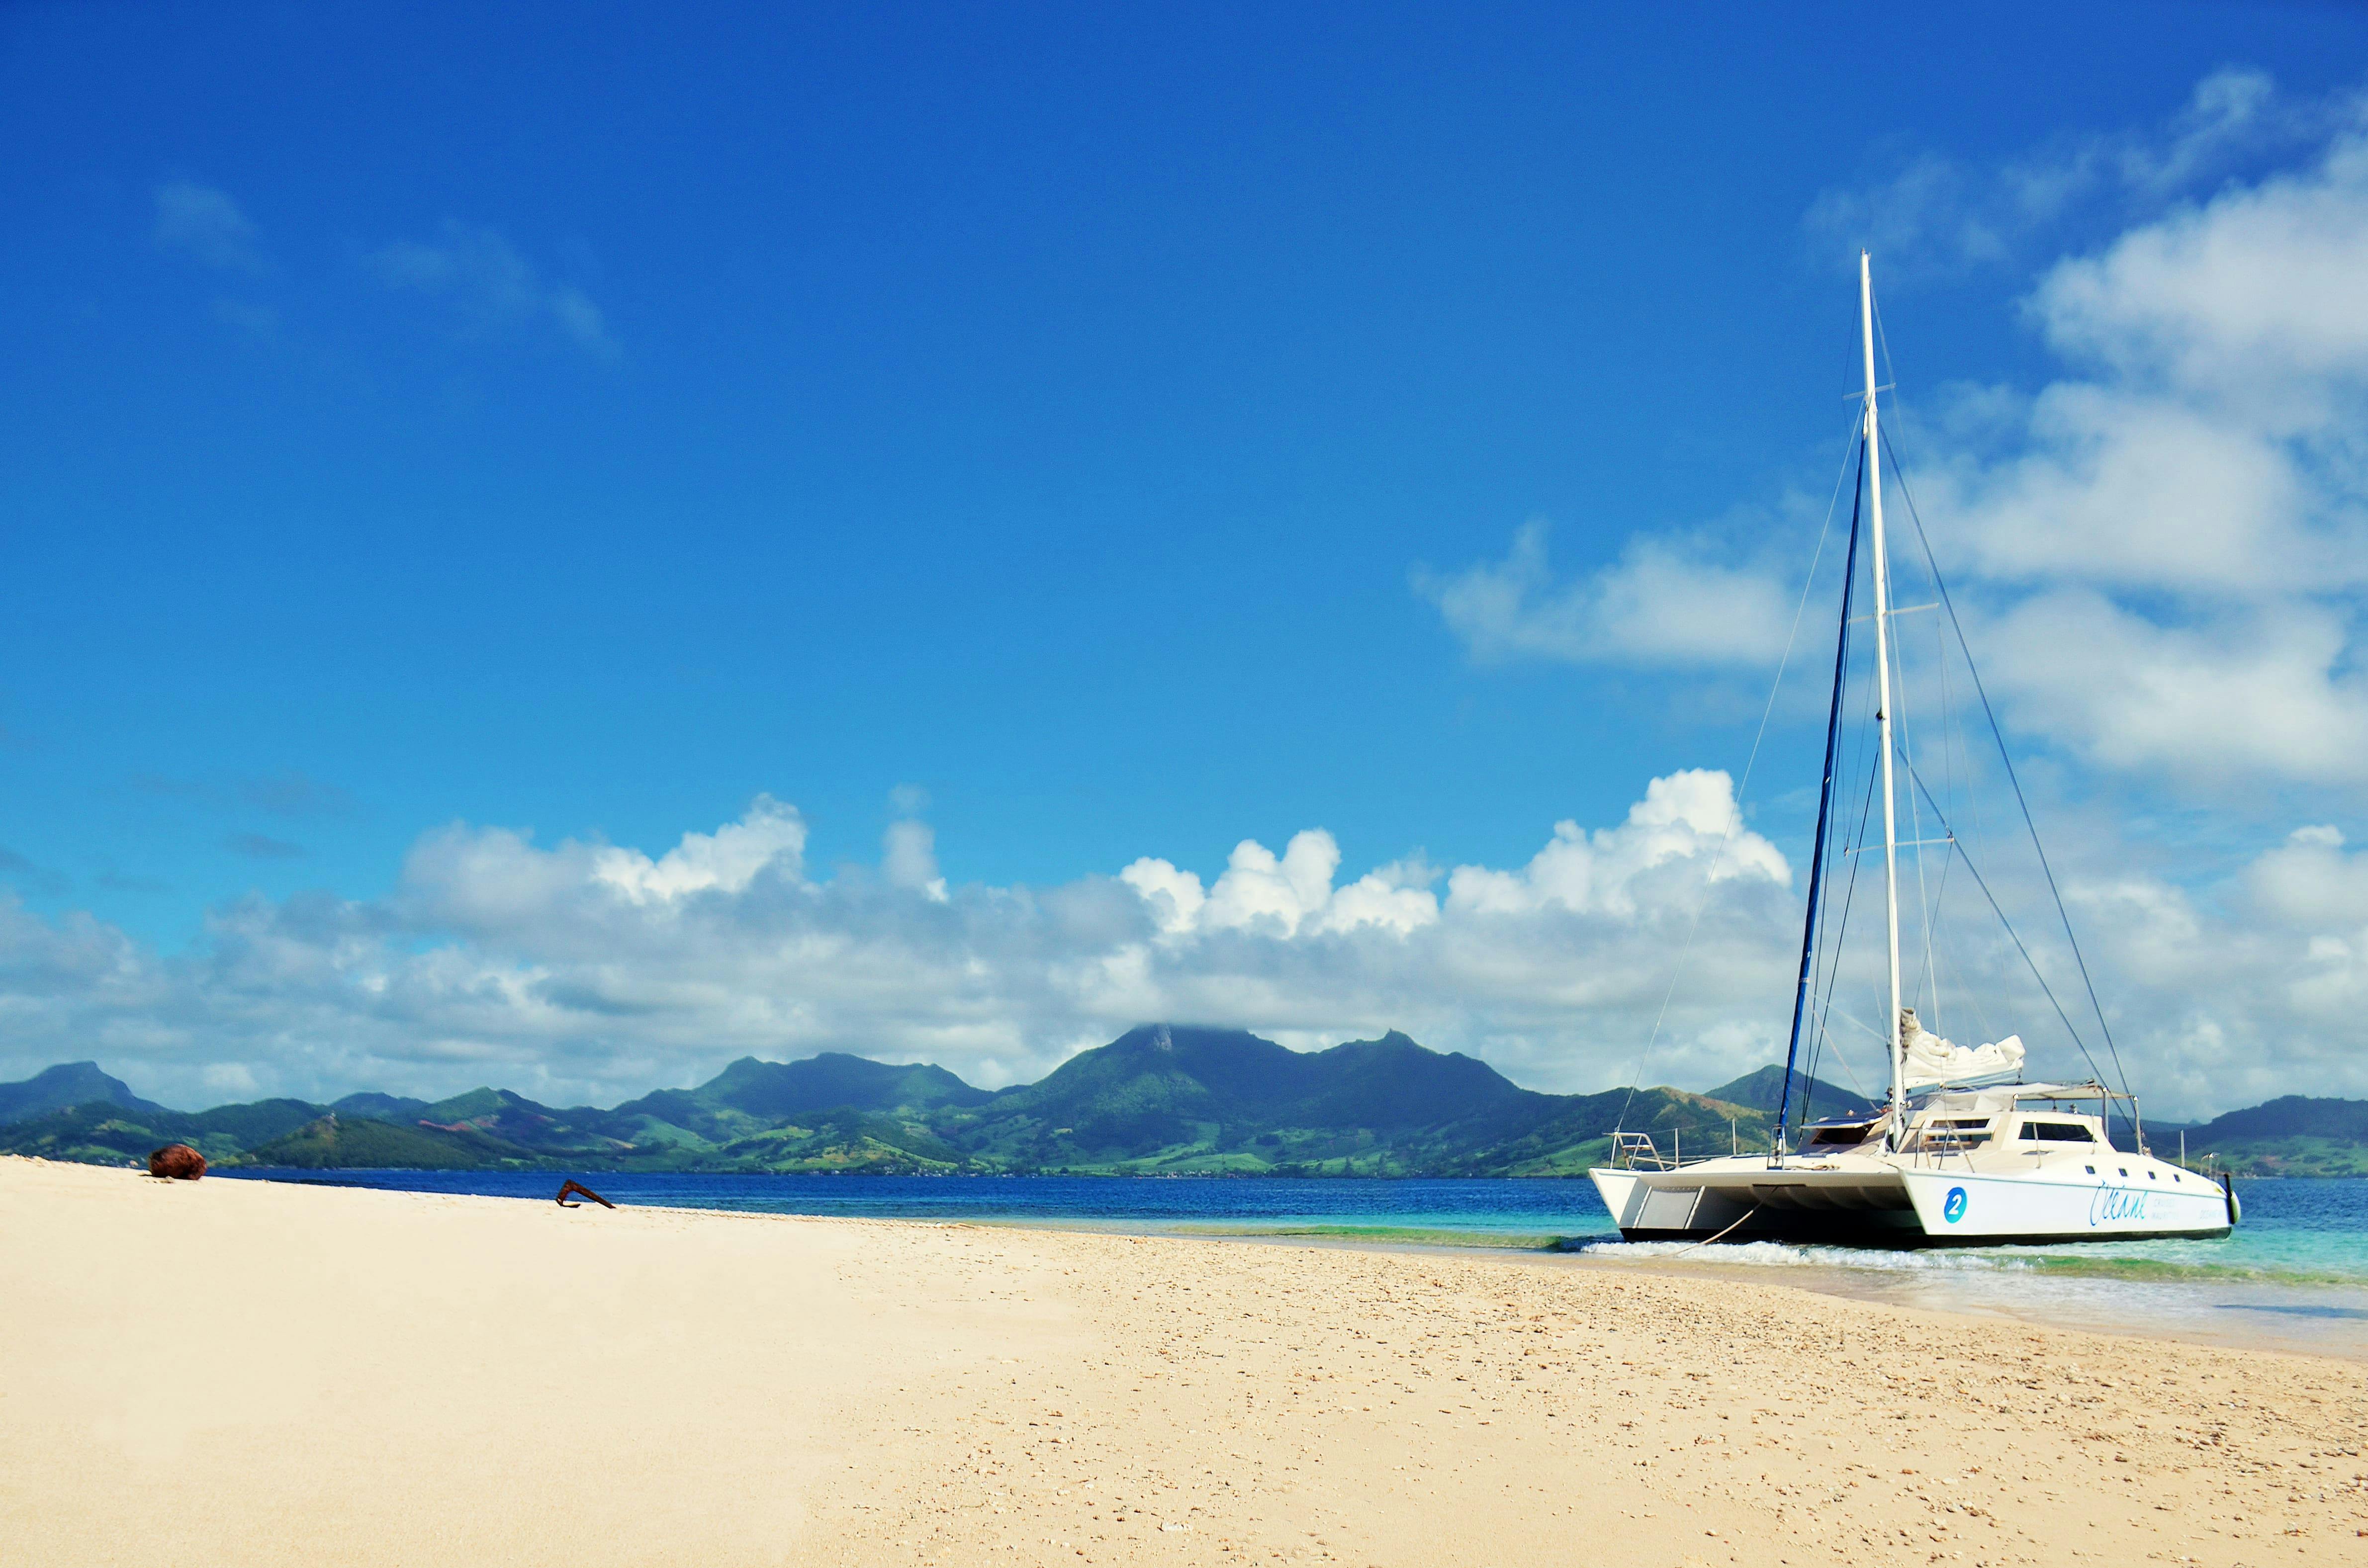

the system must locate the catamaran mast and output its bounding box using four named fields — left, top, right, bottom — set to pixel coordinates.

left=1773, top=437, right=1862, bottom=1163
left=1860, top=252, right=1908, bottom=1143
